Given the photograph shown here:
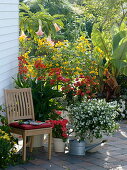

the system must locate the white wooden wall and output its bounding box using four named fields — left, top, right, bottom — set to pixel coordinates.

left=0, top=0, right=19, bottom=104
